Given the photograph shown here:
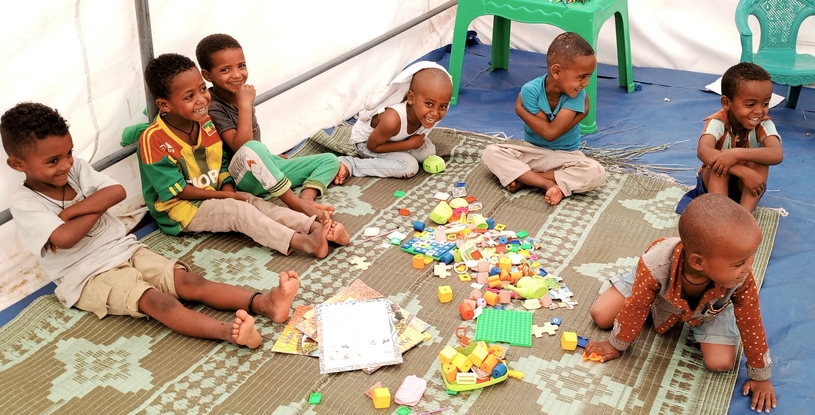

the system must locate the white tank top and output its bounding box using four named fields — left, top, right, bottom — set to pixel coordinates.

left=349, top=102, right=430, bottom=144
